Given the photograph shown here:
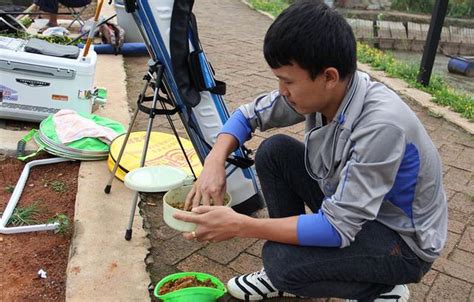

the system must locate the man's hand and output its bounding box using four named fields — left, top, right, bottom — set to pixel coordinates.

left=184, top=154, right=227, bottom=210
left=184, top=134, right=239, bottom=210
left=173, top=206, right=245, bottom=242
